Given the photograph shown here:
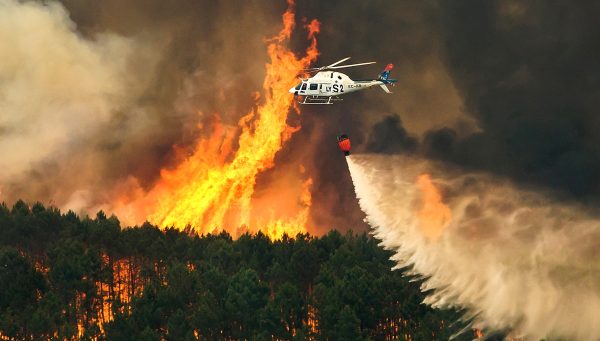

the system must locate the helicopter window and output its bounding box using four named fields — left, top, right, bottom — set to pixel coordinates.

left=294, top=83, right=302, bottom=90
left=301, top=83, right=307, bottom=91
left=309, top=83, right=318, bottom=90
